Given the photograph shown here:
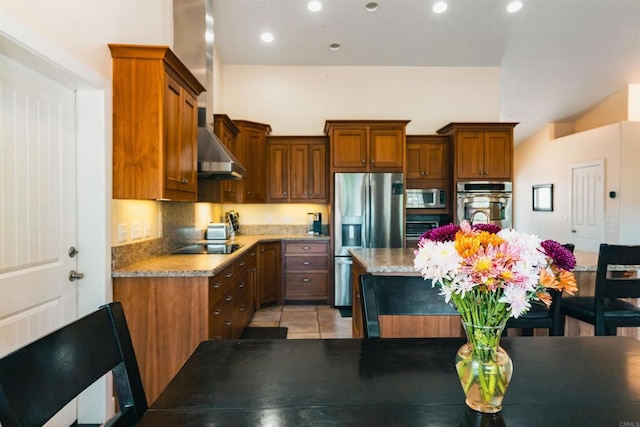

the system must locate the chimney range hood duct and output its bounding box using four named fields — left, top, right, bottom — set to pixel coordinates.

left=197, top=108, right=246, bottom=180
left=174, top=0, right=246, bottom=180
